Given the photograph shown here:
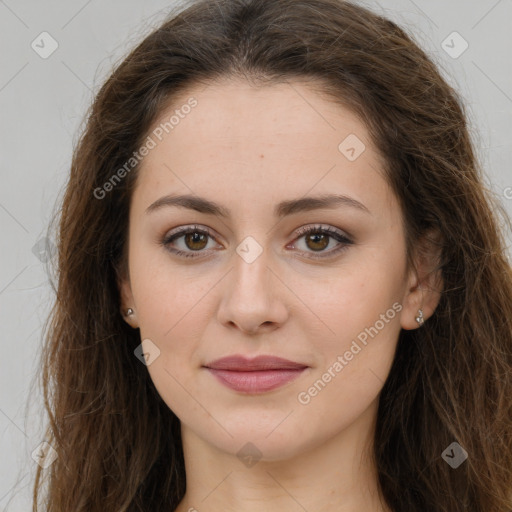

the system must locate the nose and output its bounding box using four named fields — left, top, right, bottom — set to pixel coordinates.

left=216, top=246, right=289, bottom=335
